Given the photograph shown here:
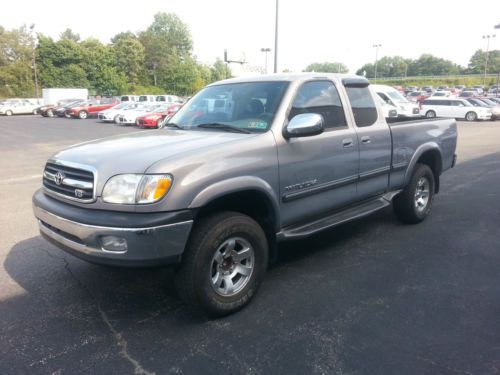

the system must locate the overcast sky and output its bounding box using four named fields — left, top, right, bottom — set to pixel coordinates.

left=1, top=0, right=499, bottom=74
